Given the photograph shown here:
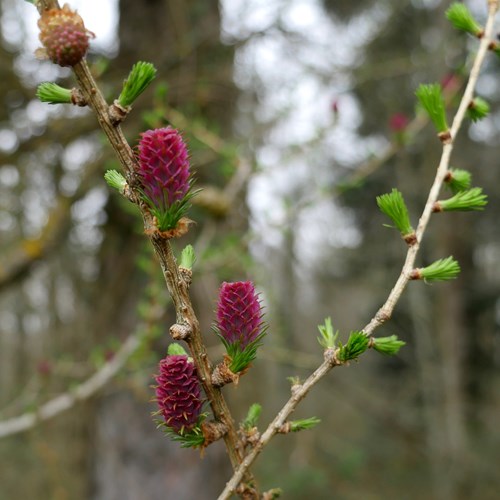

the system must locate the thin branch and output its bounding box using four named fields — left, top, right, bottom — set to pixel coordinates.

left=0, top=333, right=140, bottom=438
left=363, top=0, right=498, bottom=335
left=218, top=3, right=499, bottom=497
